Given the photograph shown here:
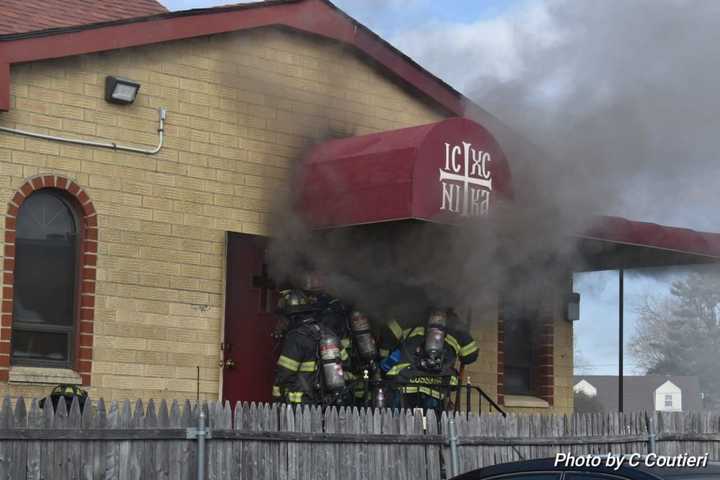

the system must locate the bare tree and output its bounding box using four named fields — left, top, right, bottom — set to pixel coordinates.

left=630, top=271, right=720, bottom=408
left=574, top=335, right=595, bottom=375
